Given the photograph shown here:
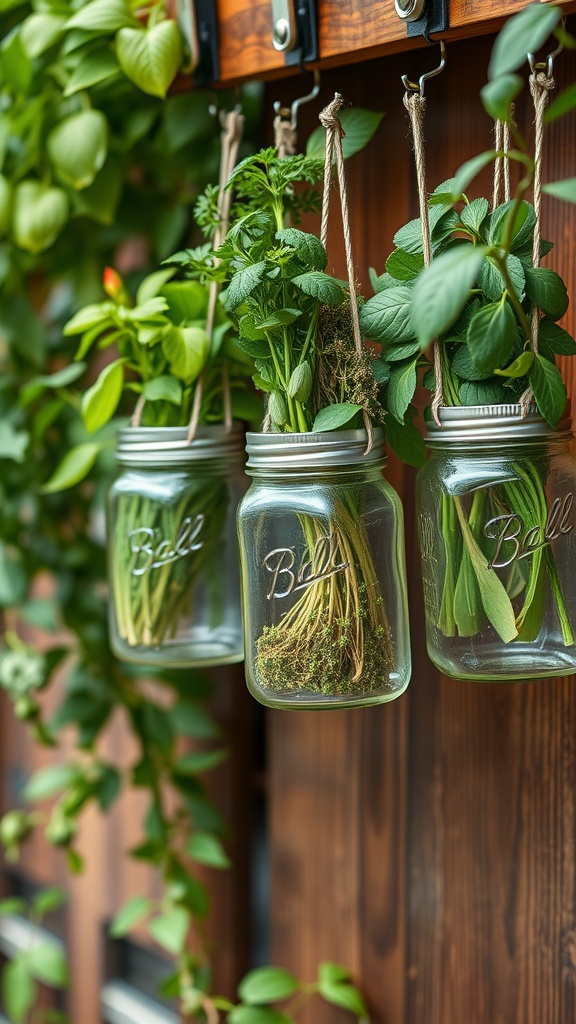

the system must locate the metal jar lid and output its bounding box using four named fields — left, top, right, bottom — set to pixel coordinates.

left=426, top=404, right=573, bottom=444
left=245, top=428, right=386, bottom=470
left=116, top=423, right=245, bottom=466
